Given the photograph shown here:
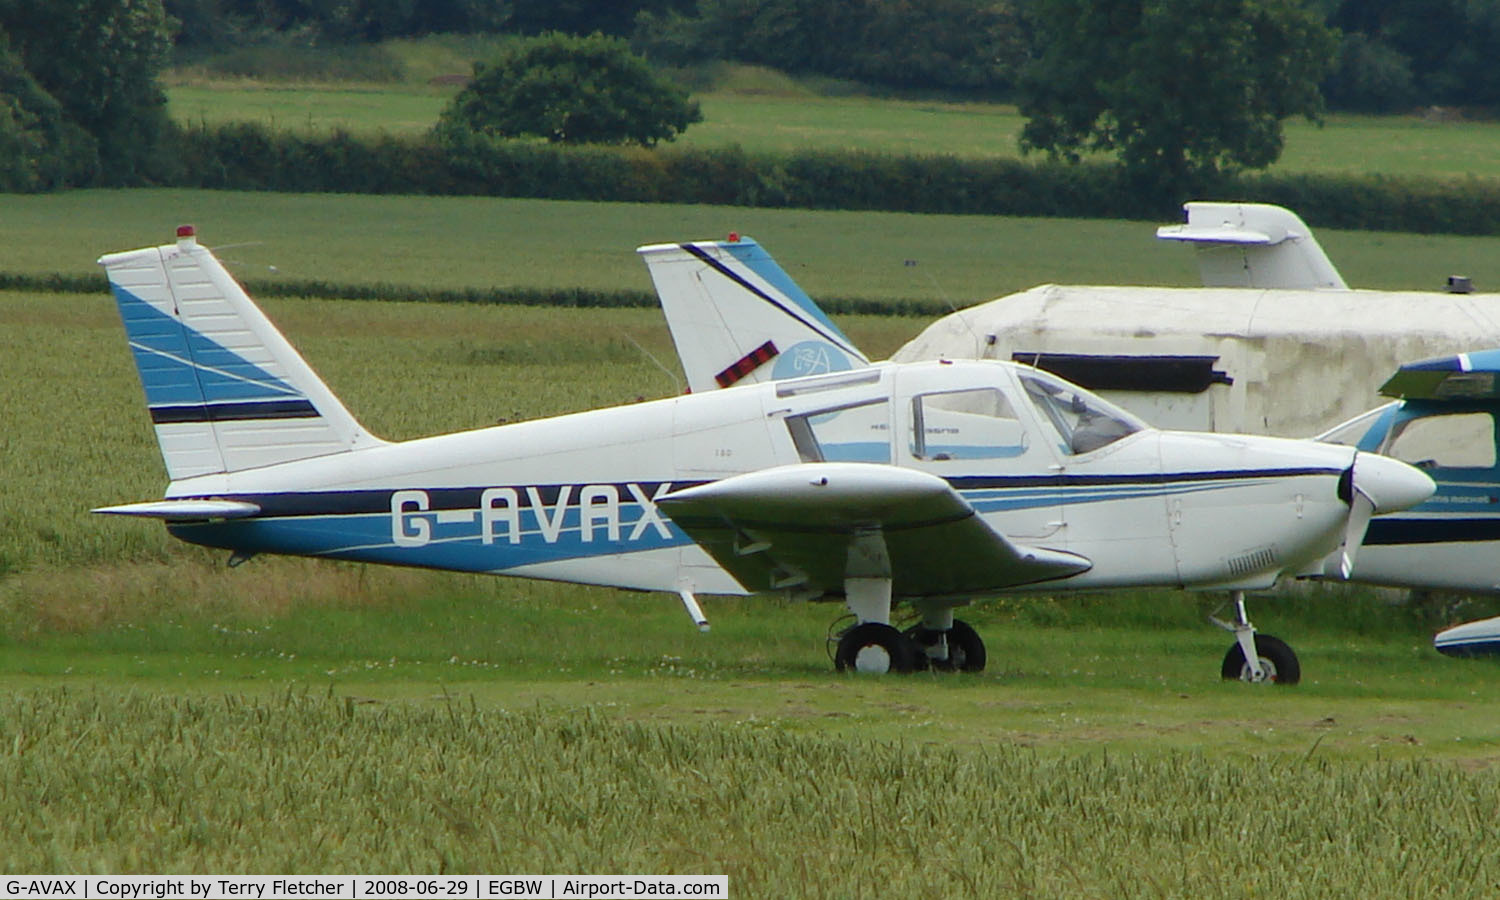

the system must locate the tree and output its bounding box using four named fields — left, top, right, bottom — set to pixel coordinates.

left=0, top=0, right=174, bottom=183
left=1328, top=0, right=1500, bottom=110
left=632, top=0, right=1025, bottom=94
left=437, top=32, right=701, bottom=147
left=0, top=39, right=98, bottom=191
left=1017, top=0, right=1336, bottom=189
